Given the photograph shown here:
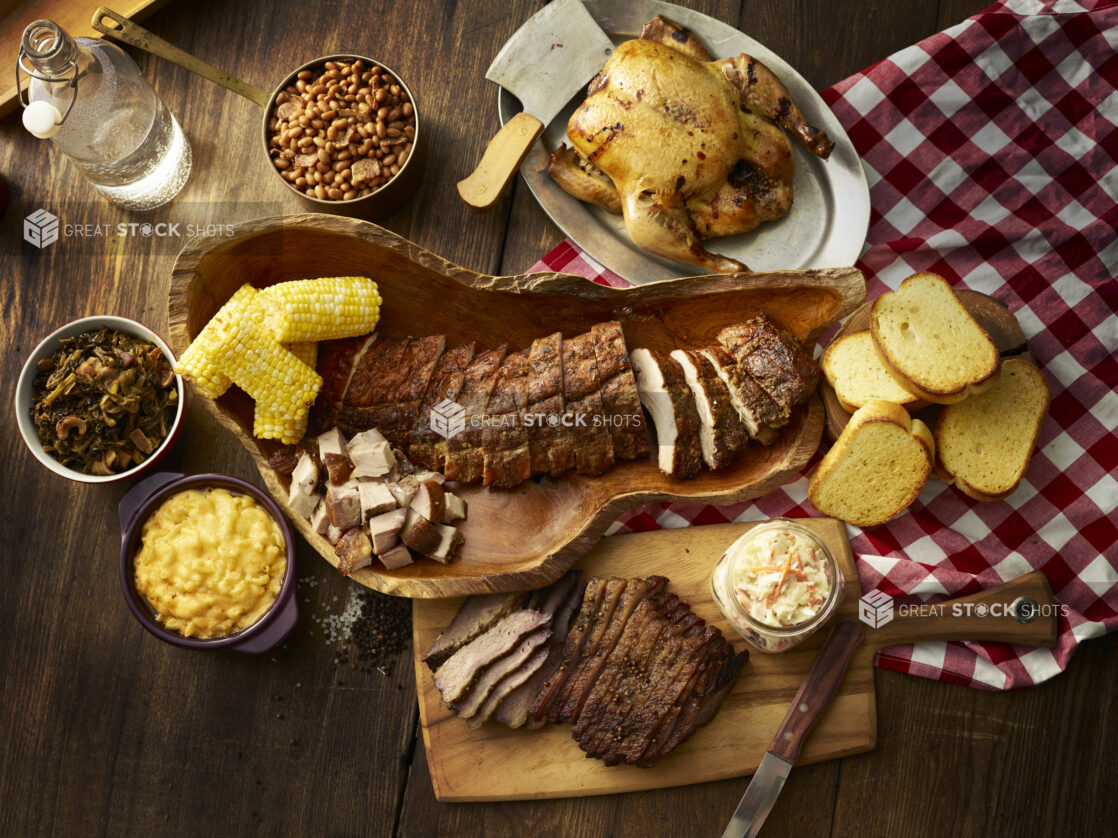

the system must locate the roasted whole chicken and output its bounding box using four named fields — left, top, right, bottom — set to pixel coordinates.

left=549, top=15, right=835, bottom=274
